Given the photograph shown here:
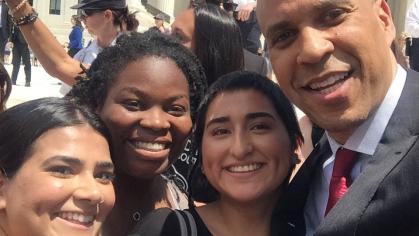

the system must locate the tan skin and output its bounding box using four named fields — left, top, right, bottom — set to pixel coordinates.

left=0, top=125, right=115, bottom=236
left=171, top=9, right=196, bottom=50
left=197, top=90, right=295, bottom=236
left=4, top=1, right=119, bottom=85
